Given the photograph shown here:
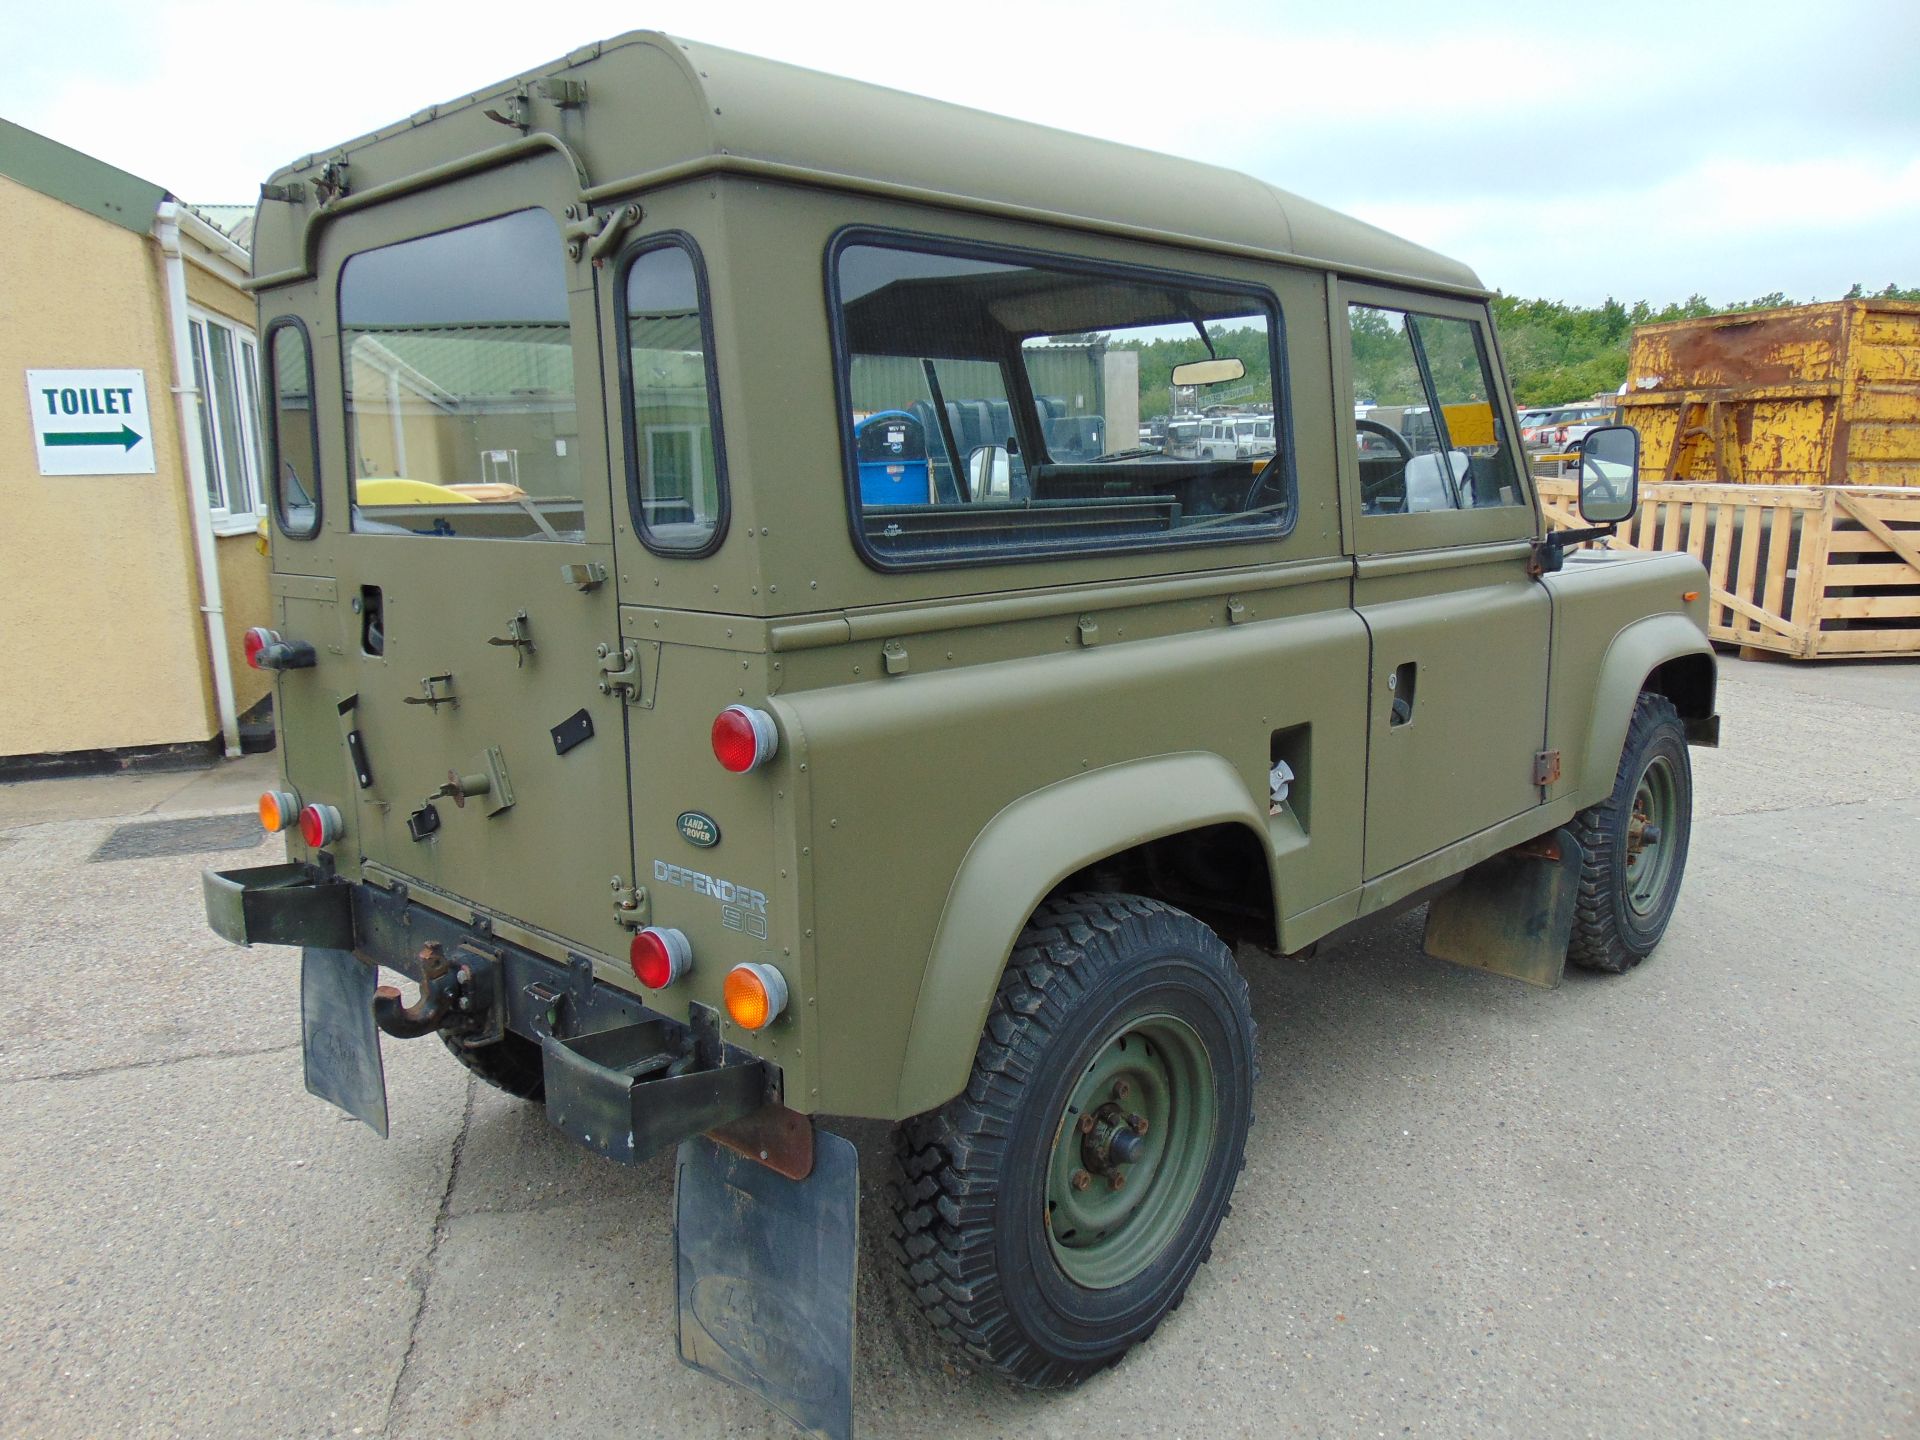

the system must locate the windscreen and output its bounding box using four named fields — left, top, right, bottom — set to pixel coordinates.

left=339, top=208, right=584, bottom=541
